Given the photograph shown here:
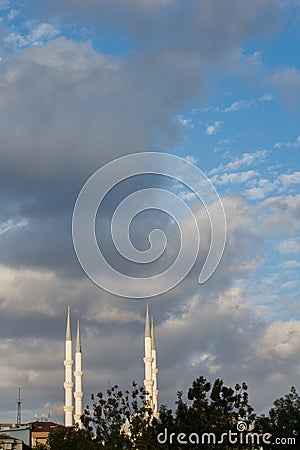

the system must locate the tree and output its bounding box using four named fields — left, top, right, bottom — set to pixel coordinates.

left=35, top=444, right=49, bottom=450
left=44, top=377, right=300, bottom=449
left=45, top=425, right=96, bottom=450
left=82, top=381, right=158, bottom=449
left=157, top=376, right=256, bottom=449
left=45, top=382, right=159, bottom=449
left=256, top=386, right=300, bottom=449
